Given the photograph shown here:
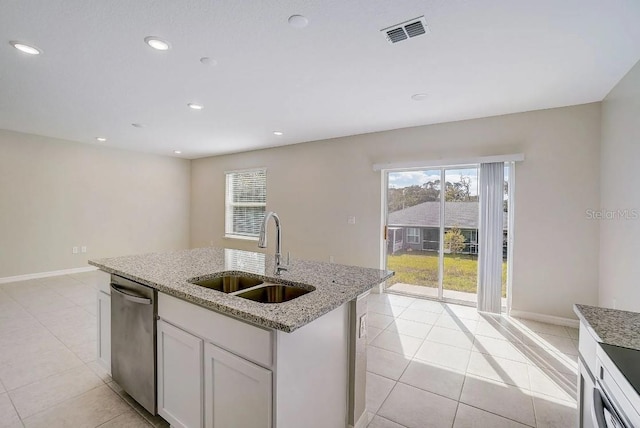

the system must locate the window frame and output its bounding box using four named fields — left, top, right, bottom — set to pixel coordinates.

left=224, top=168, right=267, bottom=241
